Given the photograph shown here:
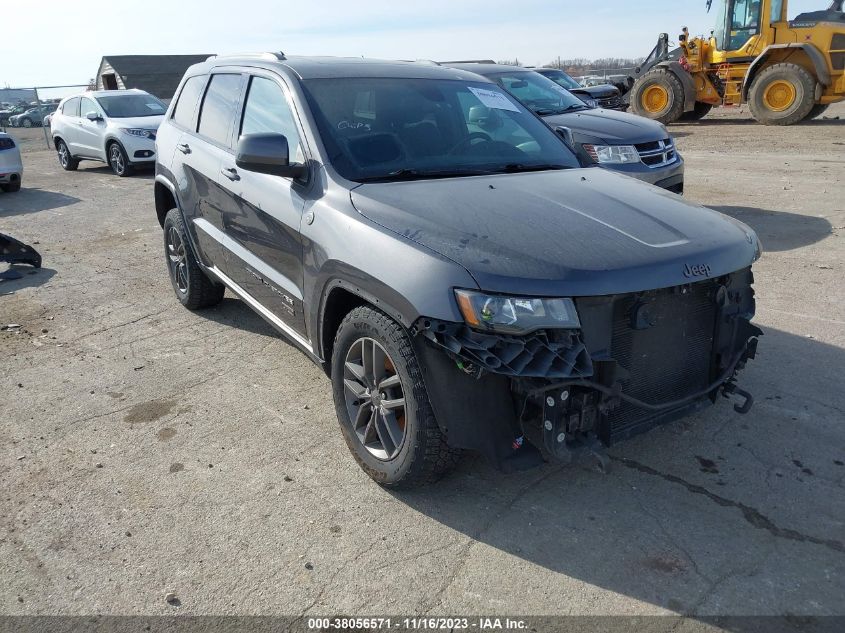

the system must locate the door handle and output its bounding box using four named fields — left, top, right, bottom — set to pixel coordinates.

left=177, top=143, right=191, bottom=155
left=221, top=167, right=240, bottom=182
